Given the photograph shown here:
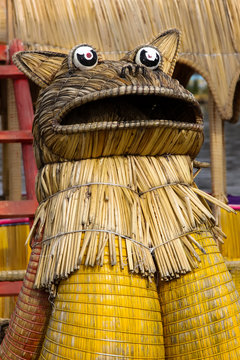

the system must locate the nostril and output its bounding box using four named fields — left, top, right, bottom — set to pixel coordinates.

left=120, top=67, right=126, bottom=78
left=134, top=65, right=146, bottom=77
left=120, top=64, right=147, bottom=78
left=120, top=65, right=134, bottom=78
left=135, top=65, right=140, bottom=76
